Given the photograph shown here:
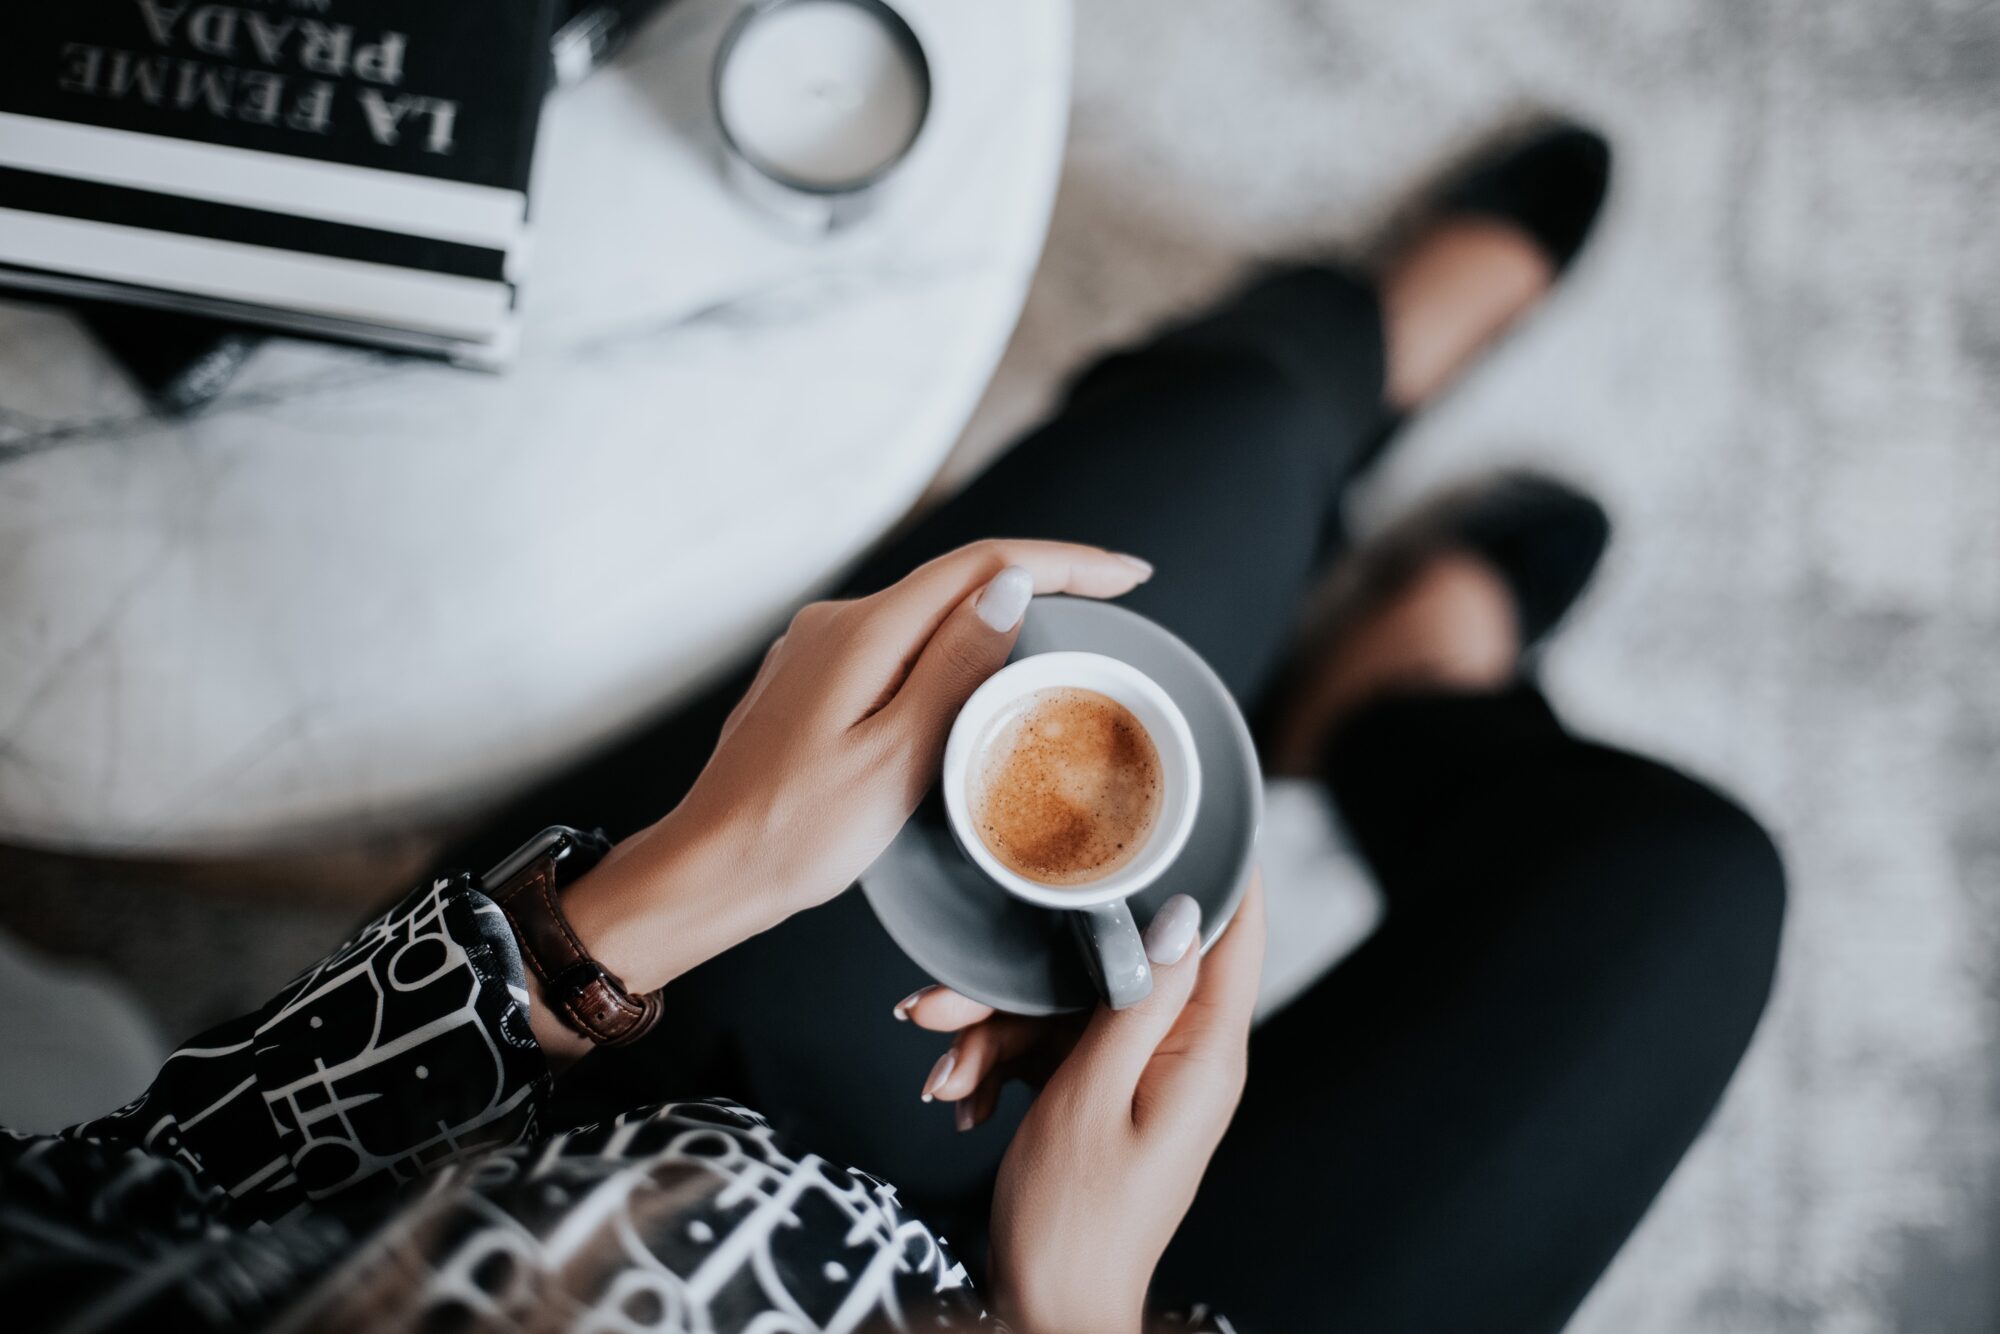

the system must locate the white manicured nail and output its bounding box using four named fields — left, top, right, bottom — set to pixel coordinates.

left=892, top=987, right=931, bottom=1022
left=1143, top=895, right=1202, bottom=965
left=1116, top=553, right=1154, bottom=579
left=955, top=1100, right=975, bottom=1132
left=921, top=1048, right=956, bottom=1102
left=976, top=566, right=1034, bottom=631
